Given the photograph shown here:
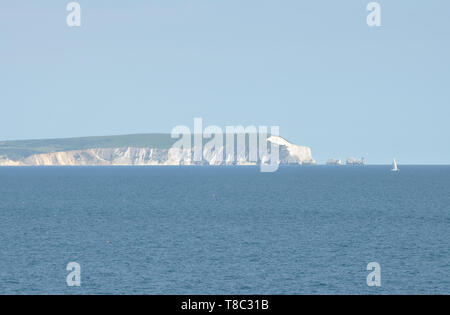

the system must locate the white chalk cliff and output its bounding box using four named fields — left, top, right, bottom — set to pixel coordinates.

left=267, top=136, right=315, bottom=165
left=0, top=136, right=315, bottom=166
